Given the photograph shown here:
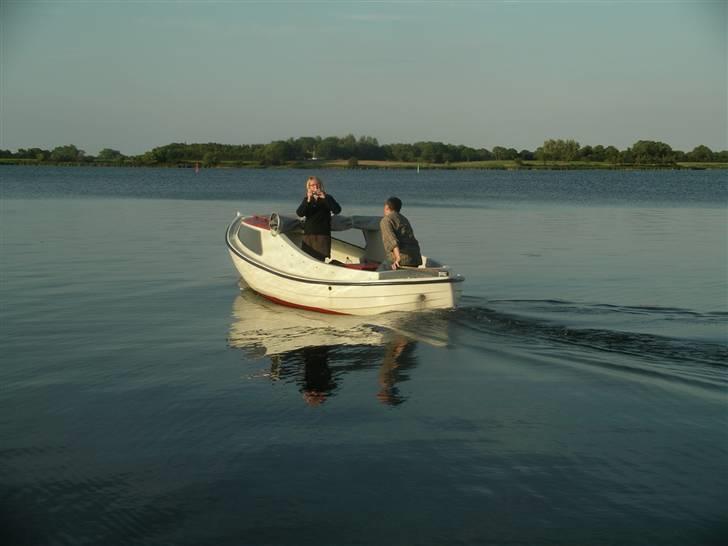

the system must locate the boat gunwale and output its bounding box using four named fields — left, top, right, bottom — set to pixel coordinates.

left=226, top=216, right=464, bottom=288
